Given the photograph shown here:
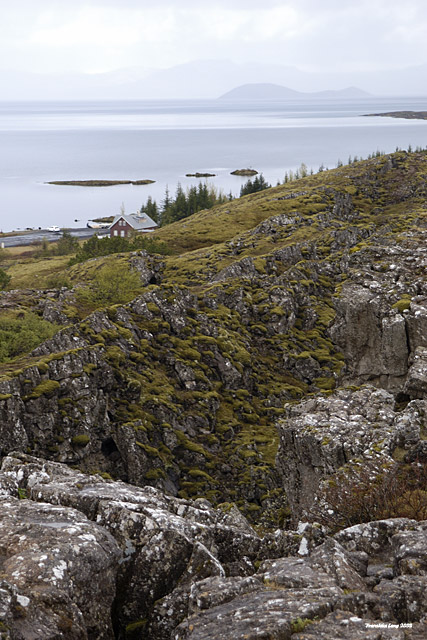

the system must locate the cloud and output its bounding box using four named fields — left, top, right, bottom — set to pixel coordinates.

left=1, top=0, right=427, bottom=74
